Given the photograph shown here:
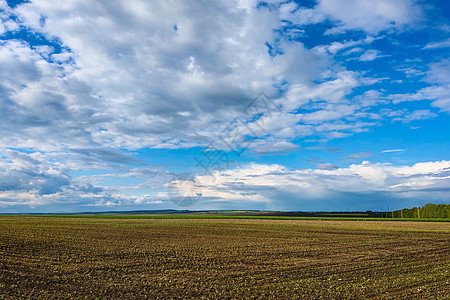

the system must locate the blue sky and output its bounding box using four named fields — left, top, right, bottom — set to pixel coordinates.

left=0, top=0, right=449, bottom=213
